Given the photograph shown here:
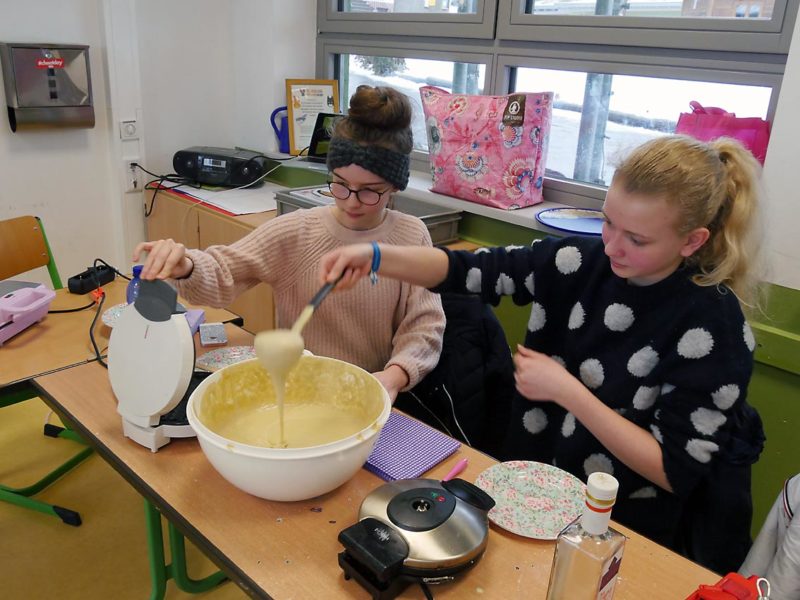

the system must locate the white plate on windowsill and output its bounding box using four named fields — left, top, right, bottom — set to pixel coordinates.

left=535, top=207, right=604, bottom=236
